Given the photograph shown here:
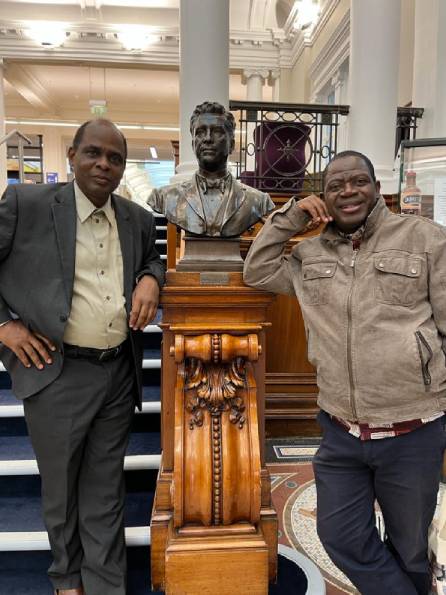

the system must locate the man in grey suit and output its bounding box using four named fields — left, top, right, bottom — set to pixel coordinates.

left=0, top=119, right=164, bottom=595
left=148, top=101, right=274, bottom=237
